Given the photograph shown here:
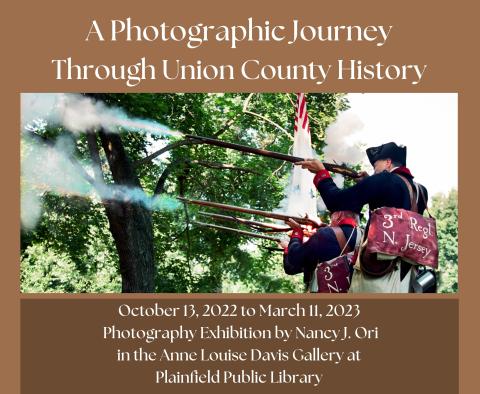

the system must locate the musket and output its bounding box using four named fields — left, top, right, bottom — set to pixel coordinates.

left=198, top=211, right=291, bottom=232
left=178, top=197, right=321, bottom=228
left=192, top=221, right=282, bottom=242
left=185, top=134, right=359, bottom=178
